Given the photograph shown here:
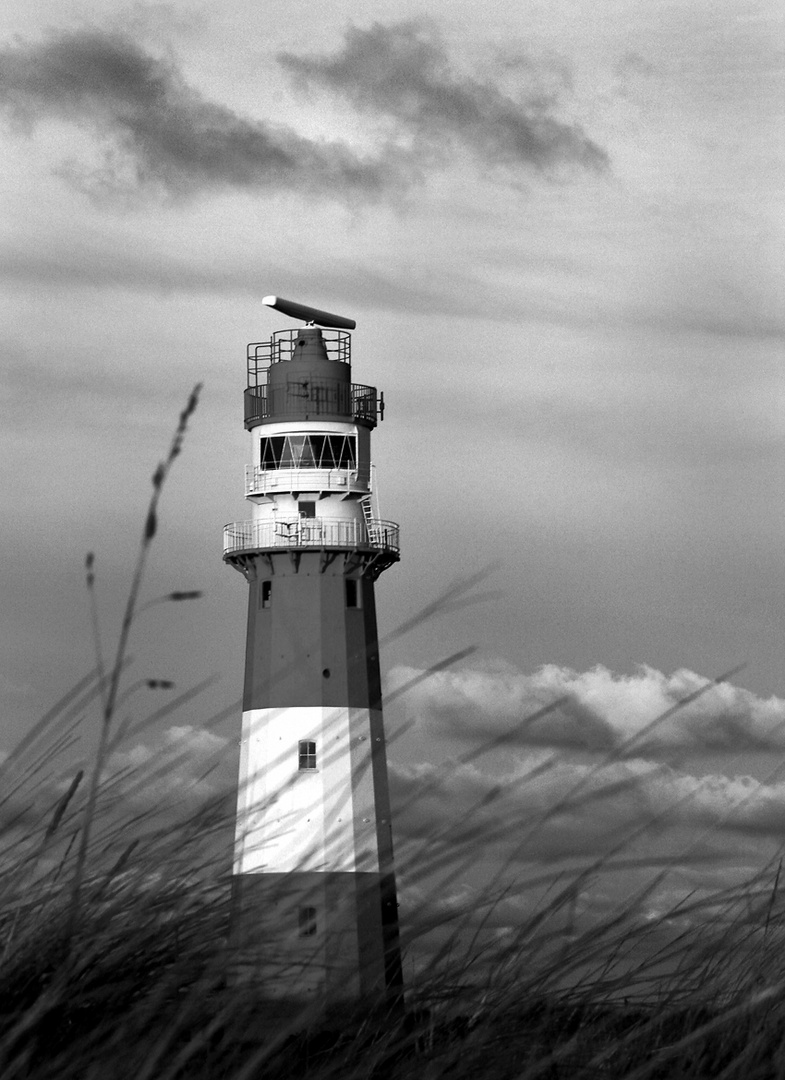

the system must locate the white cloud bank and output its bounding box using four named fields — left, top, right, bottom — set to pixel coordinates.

left=386, top=662, right=785, bottom=904
left=391, top=754, right=785, bottom=855
left=391, top=663, right=785, bottom=754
